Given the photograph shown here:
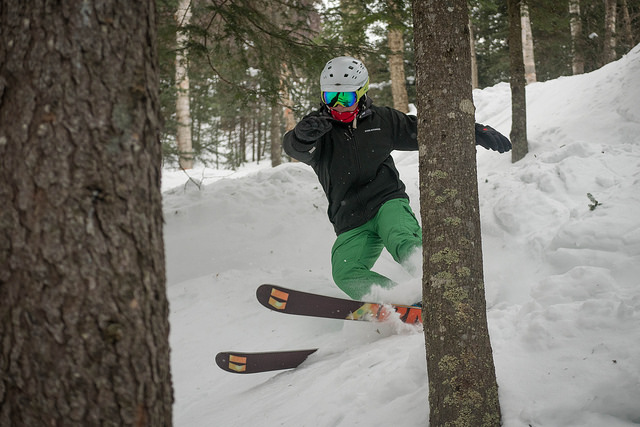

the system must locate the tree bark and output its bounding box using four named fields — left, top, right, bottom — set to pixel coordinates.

left=603, top=0, right=618, bottom=63
left=270, top=104, right=282, bottom=167
left=569, top=0, right=585, bottom=75
left=239, top=116, right=247, bottom=165
left=620, top=0, right=634, bottom=48
left=175, top=0, right=194, bottom=169
left=521, top=2, right=537, bottom=84
left=388, top=26, right=409, bottom=113
left=469, top=14, right=479, bottom=89
left=508, top=0, right=529, bottom=163
left=413, top=1, right=501, bottom=425
left=0, top=1, right=173, bottom=425
left=385, top=0, right=409, bottom=112
left=281, top=62, right=297, bottom=133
